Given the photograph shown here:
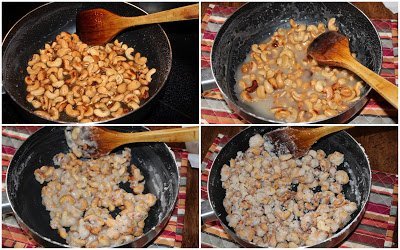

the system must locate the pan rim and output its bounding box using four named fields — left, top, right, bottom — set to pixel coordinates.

left=2, top=2, right=173, bottom=124
left=206, top=126, right=372, bottom=247
left=210, top=2, right=383, bottom=124
left=5, top=126, right=180, bottom=247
